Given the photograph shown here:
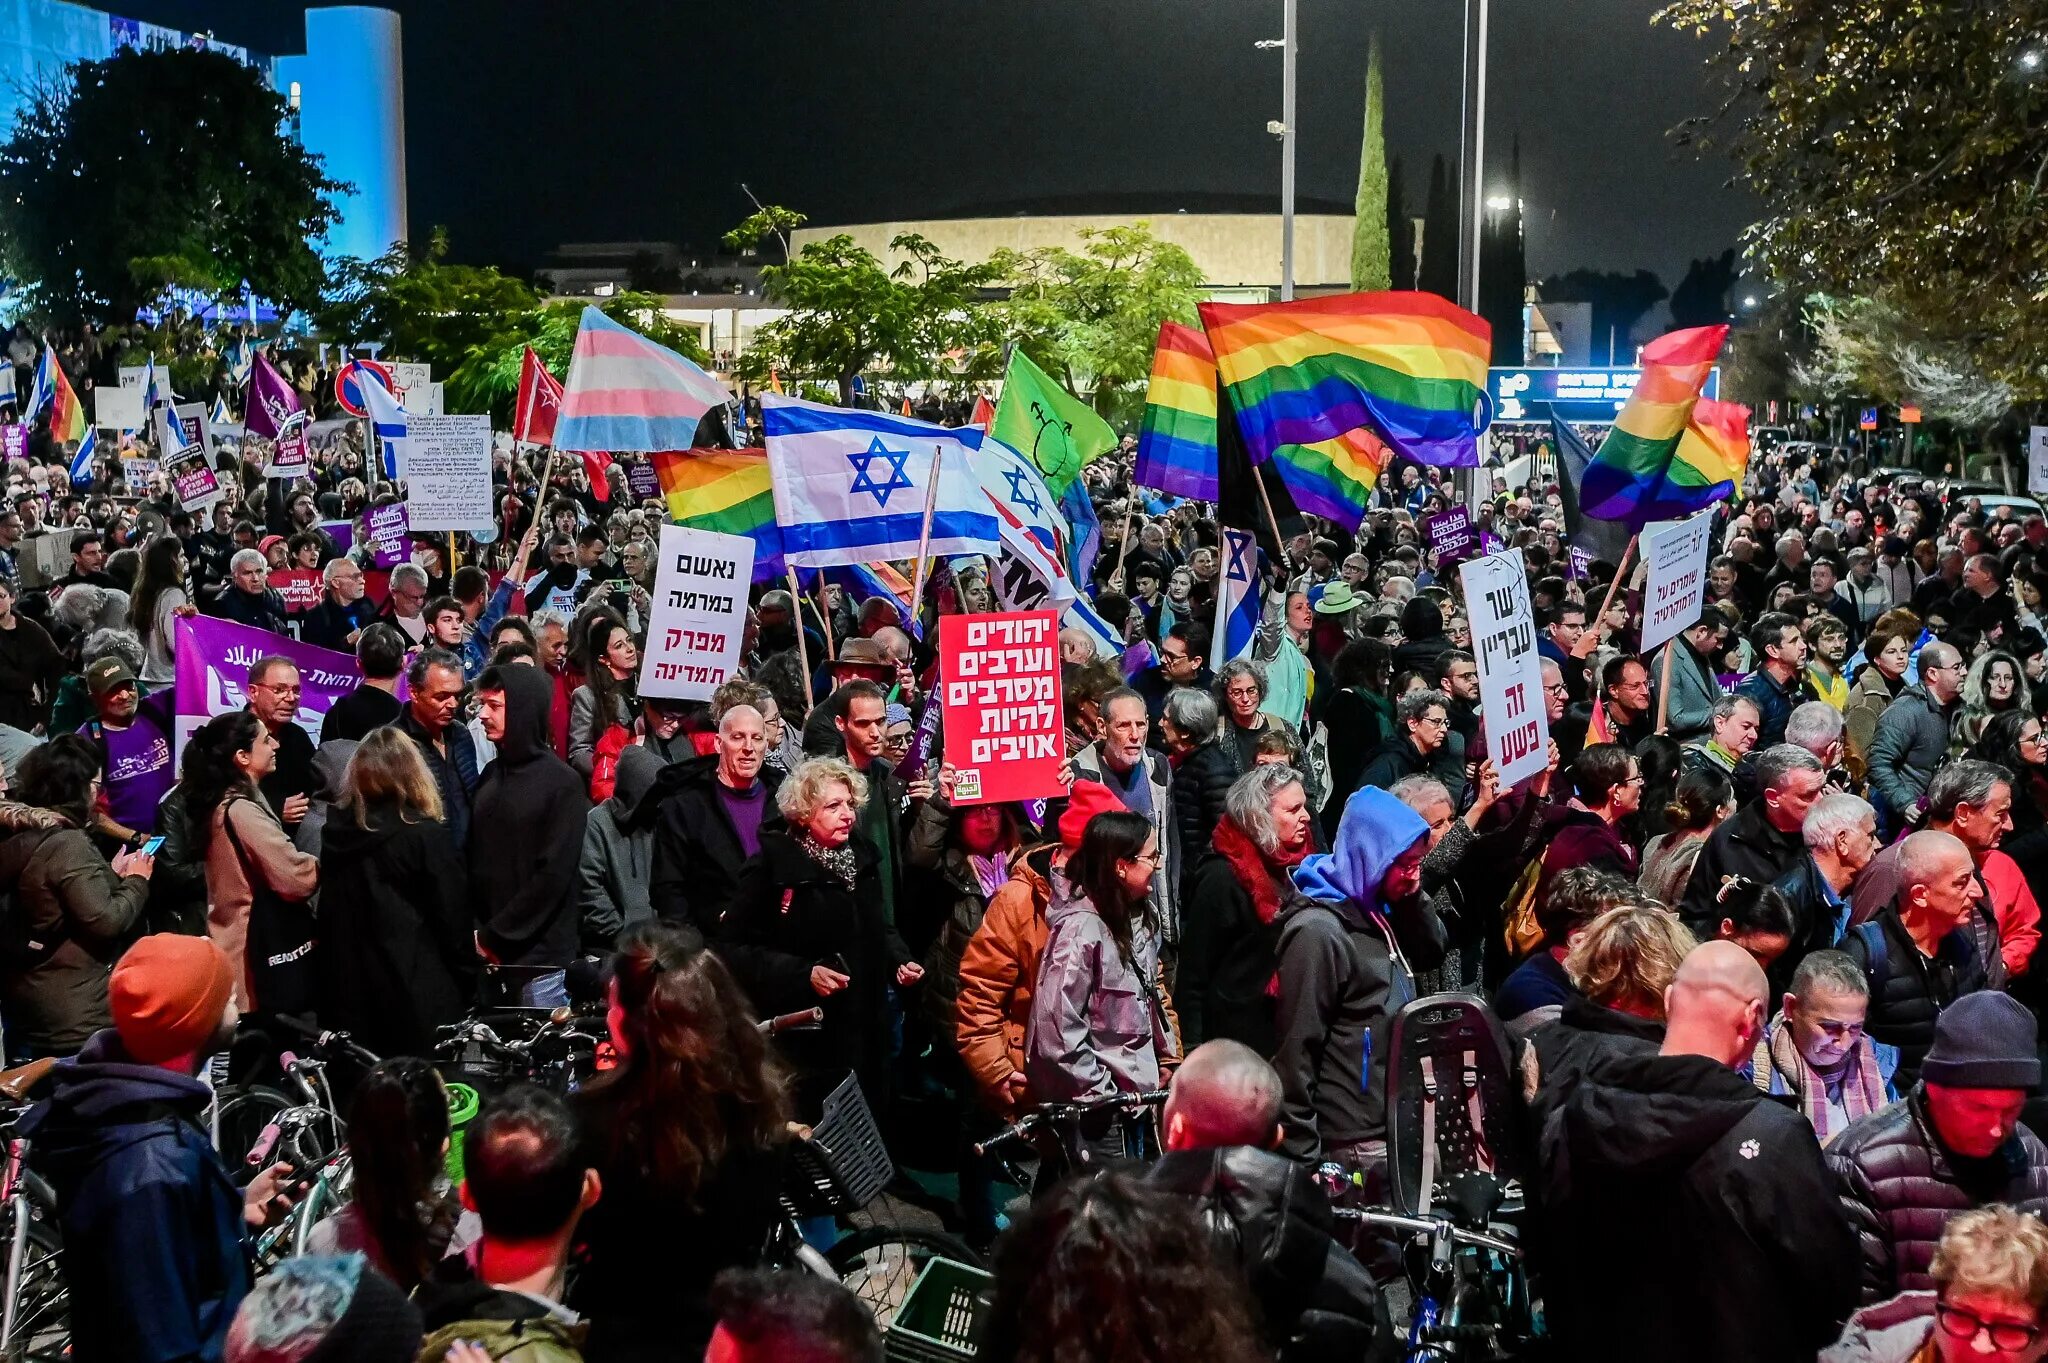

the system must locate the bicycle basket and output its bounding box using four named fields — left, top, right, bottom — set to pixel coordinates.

left=782, top=1073, right=895, bottom=1217
left=884, top=1258, right=994, bottom=1363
